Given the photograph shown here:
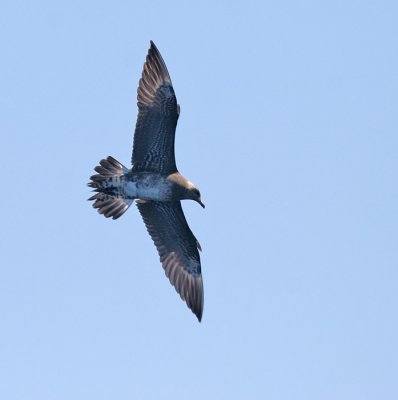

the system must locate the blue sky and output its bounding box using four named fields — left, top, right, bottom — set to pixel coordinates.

left=1, top=1, right=397, bottom=399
